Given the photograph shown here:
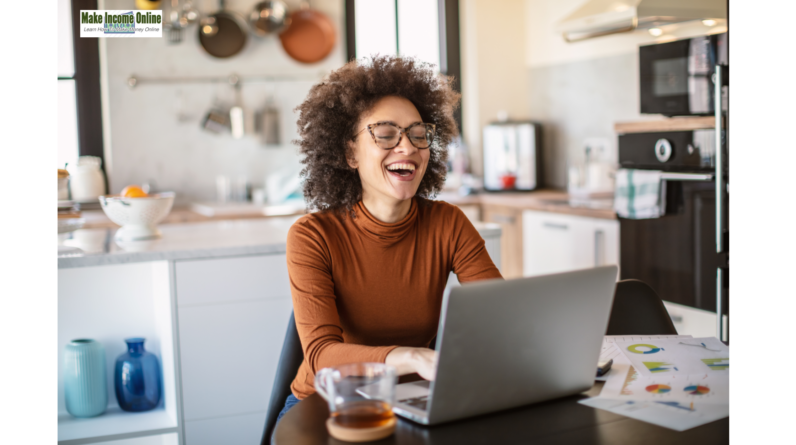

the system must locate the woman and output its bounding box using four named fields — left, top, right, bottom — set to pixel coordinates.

left=277, top=55, right=502, bottom=421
